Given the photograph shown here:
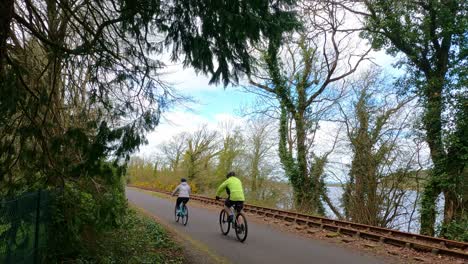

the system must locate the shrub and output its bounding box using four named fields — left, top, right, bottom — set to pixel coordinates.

left=437, top=217, right=468, bottom=242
